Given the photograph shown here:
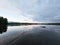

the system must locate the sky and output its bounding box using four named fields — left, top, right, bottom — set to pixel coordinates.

left=0, top=0, right=60, bottom=23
